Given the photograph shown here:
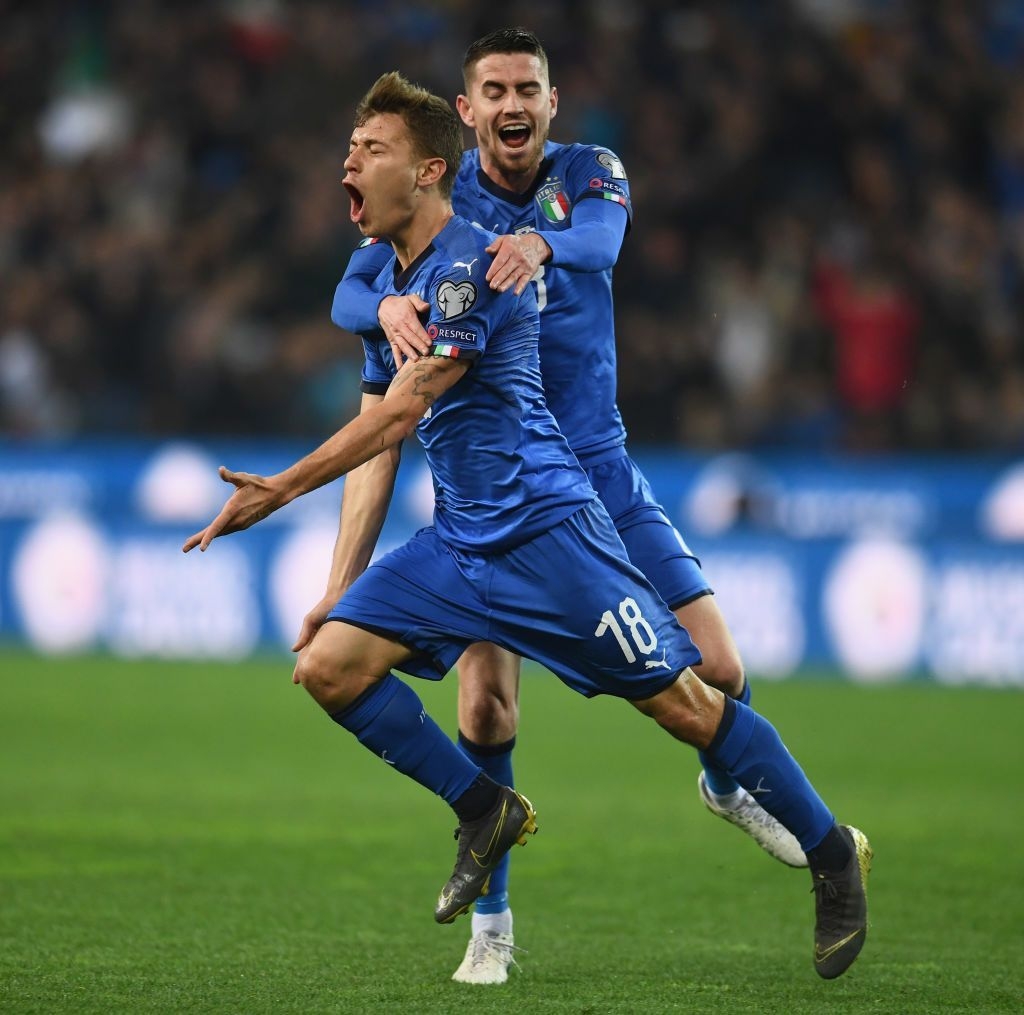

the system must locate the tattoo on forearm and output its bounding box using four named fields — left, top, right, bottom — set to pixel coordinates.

left=408, top=361, right=439, bottom=407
